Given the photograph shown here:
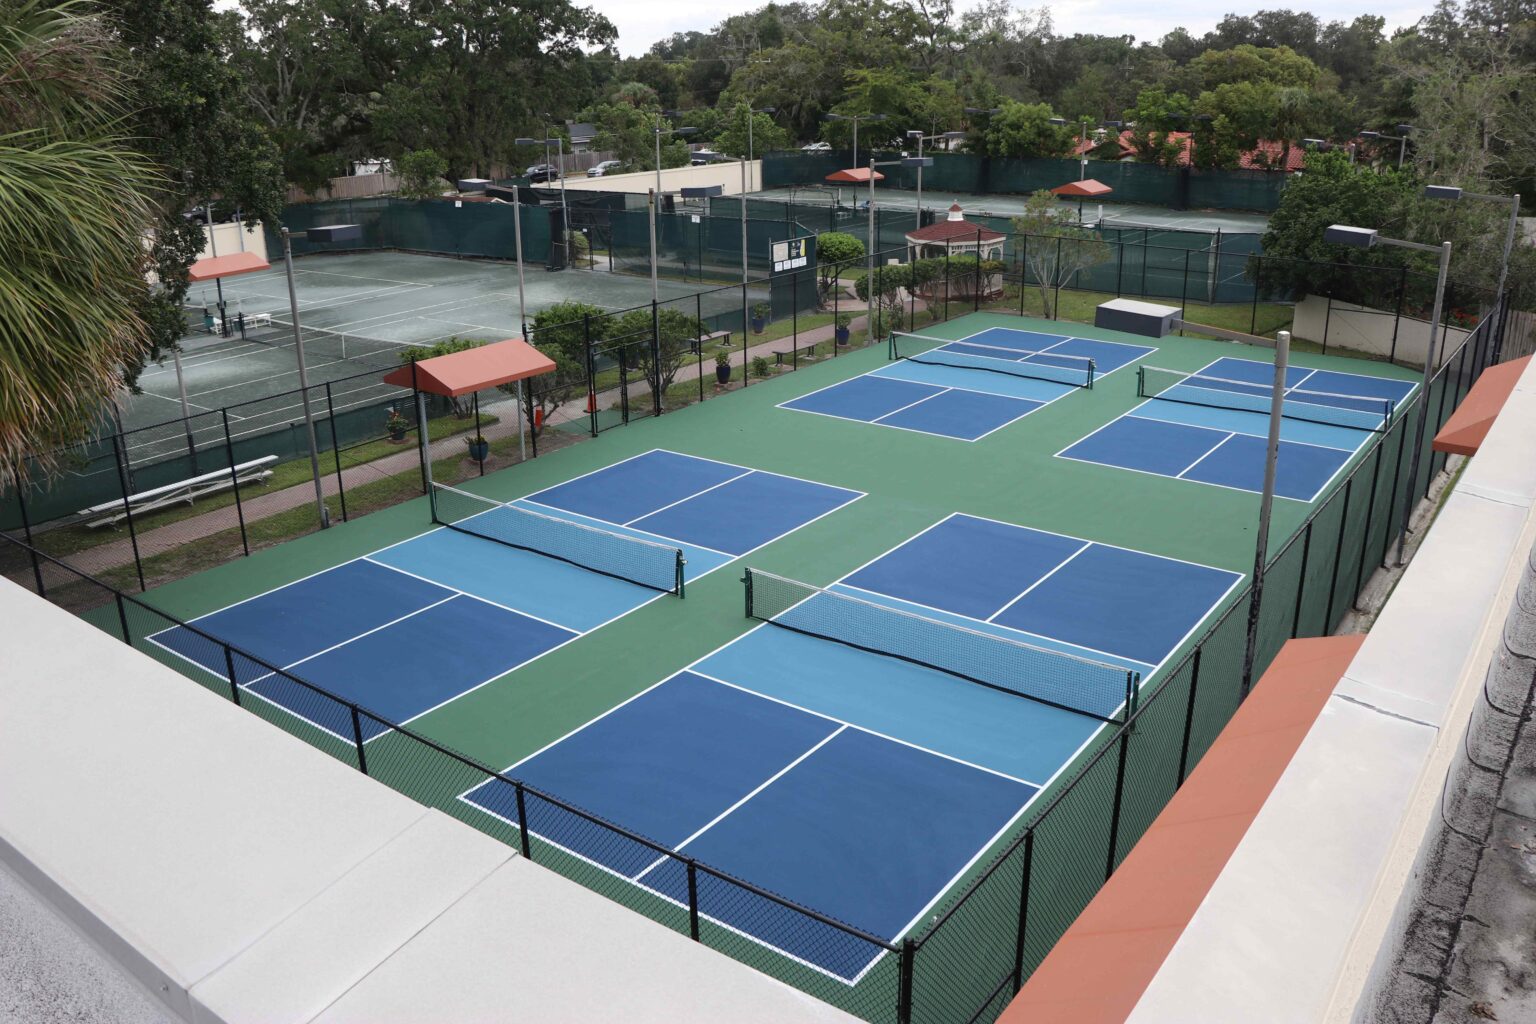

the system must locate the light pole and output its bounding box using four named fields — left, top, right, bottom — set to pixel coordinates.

left=654, top=114, right=698, bottom=198
left=745, top=105, right=775, bottom=193
left=905, top=129, right=966, bottom=228
left=1424, top=183, right=1521, bottom=336
left=1049, top=117, right=1094, bottom=179
left=279, top=222, right=362, bottom=529
left=1395, top=125, right=1416, bottom=170
left=865, top=155, right=931, bottom=345
left=823, top=112, right=887, bottom=171
left=540, top=113, right=569, bottom=227
left=516, top=135, right=569, bottom=265
left=1325, top=224, right=1452, bottom=565
left=510, top=192, right=527, bottom=462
